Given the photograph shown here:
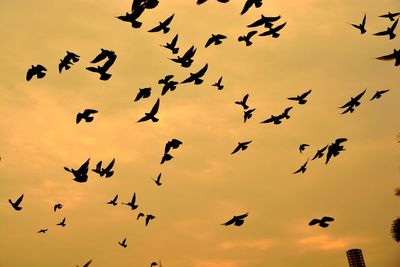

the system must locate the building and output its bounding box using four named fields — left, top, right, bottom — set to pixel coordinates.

left=346, top=249, right=366, bottom=267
